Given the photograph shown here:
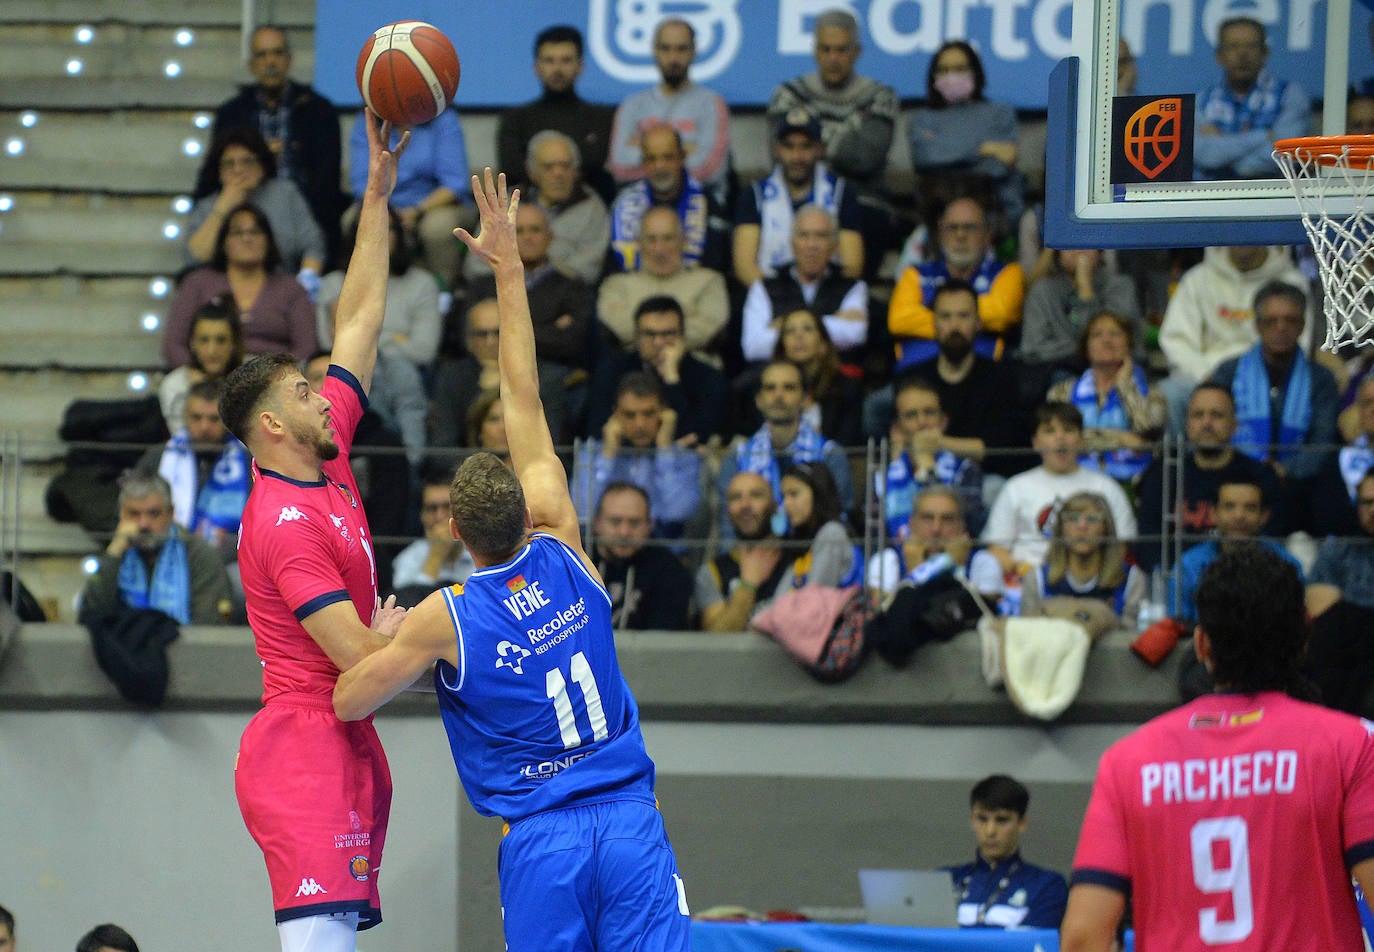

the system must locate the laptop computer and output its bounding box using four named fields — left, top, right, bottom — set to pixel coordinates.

left=858, top=868, right=959, bottom=928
